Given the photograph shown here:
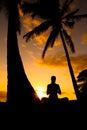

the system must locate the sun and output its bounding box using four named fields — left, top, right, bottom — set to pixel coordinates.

left=36, top=87, right=48, bottom=100
left=37, top=91, right=47, bottom=100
